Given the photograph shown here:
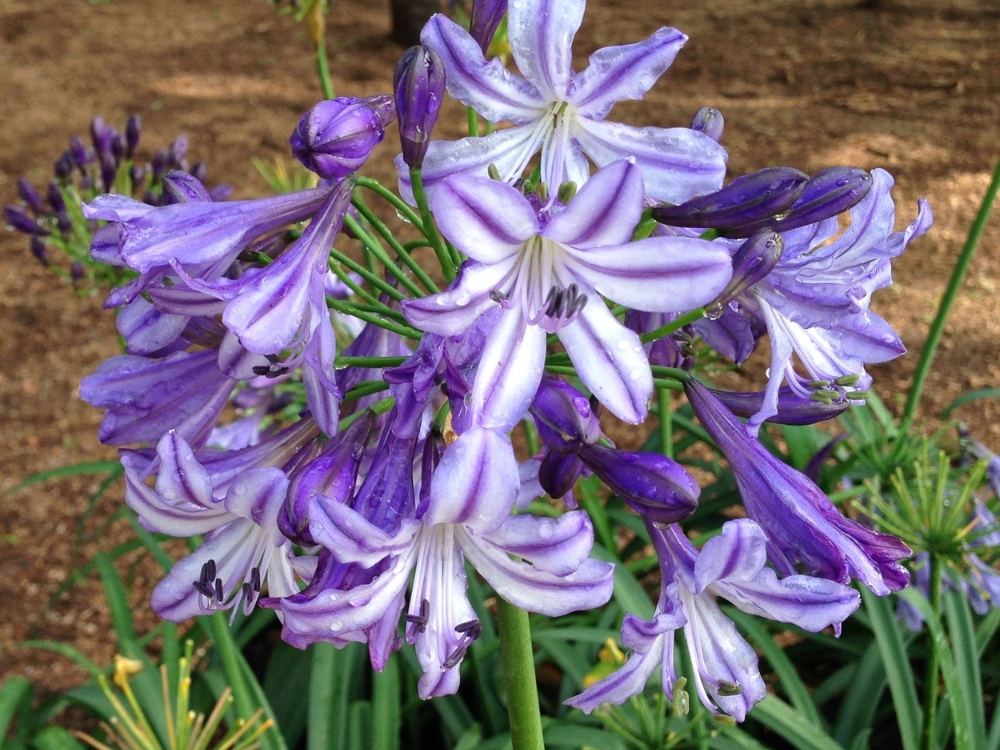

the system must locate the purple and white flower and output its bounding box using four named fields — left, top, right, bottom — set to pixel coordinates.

left=402, top=0, right=727, bottom=202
